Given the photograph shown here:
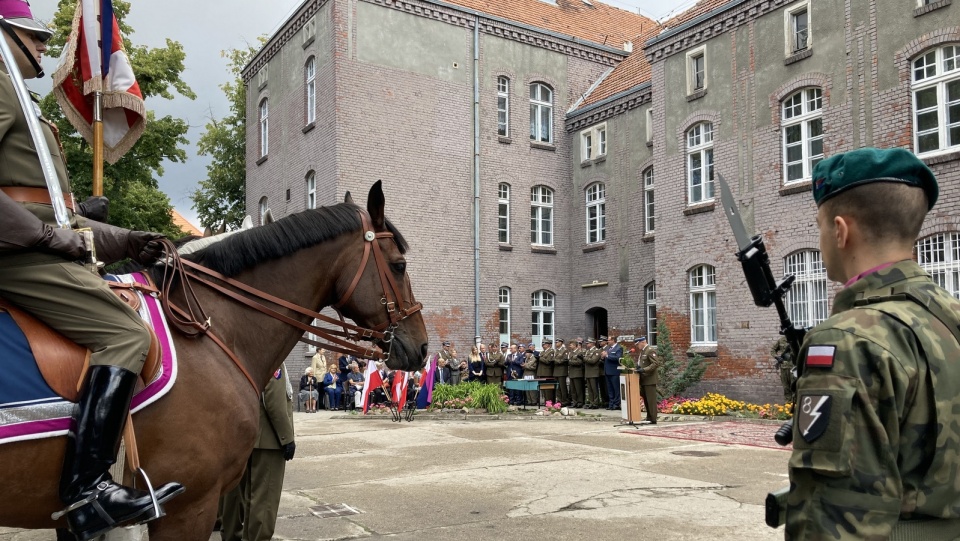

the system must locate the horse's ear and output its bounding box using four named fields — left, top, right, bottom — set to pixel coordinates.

left=203, top=226, right=213, bottom=238
left=367, top=180, right=385, bottom=229
left=262, top=208, right=275, bottom=225
left=344, top=191, right=354, bottom=204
